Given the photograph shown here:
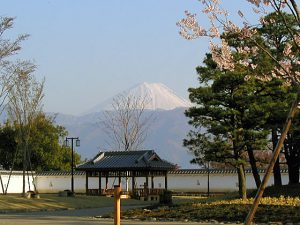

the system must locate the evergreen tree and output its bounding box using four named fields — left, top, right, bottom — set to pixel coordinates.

left=257, top=12, right=299, bottom=185
left=184, top=54, right=270, bottom=198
